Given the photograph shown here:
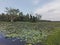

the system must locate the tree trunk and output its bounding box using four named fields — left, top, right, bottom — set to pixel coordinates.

left=11, top=19, right=13, bottom=22
left=10, top=16, right=13, bottom=22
